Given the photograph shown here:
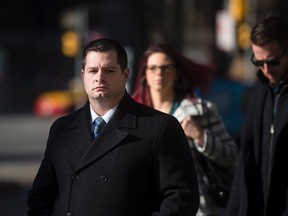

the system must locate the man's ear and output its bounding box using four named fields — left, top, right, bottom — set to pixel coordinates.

left=81, top=69, right=84, bottom=80
left=124, top=68, right=129, bottom=80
